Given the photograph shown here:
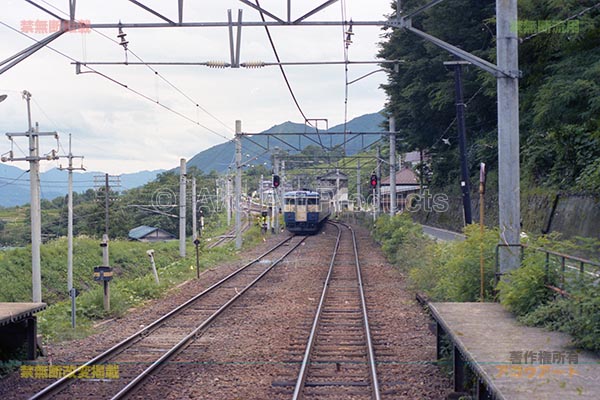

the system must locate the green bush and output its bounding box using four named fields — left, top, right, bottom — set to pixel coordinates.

left=427, top=225, right=498, bottom=302
left=372, top=214, right=427, bottom=267
left=497, top=251, right=559, bottom=316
